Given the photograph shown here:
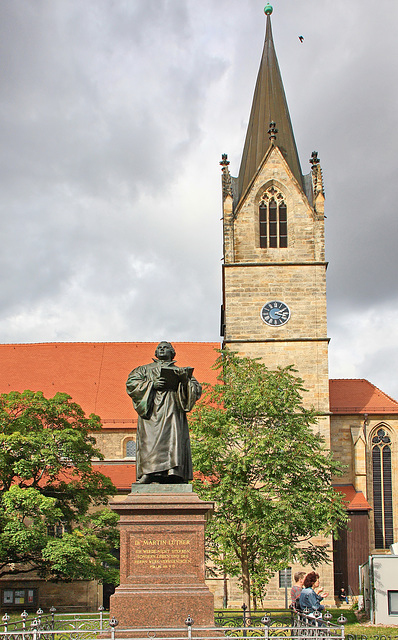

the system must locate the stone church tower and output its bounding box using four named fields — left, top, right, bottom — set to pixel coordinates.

left=221, top=6, right=329, bottom=444
left=219, top=4, right=334, bottom=600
